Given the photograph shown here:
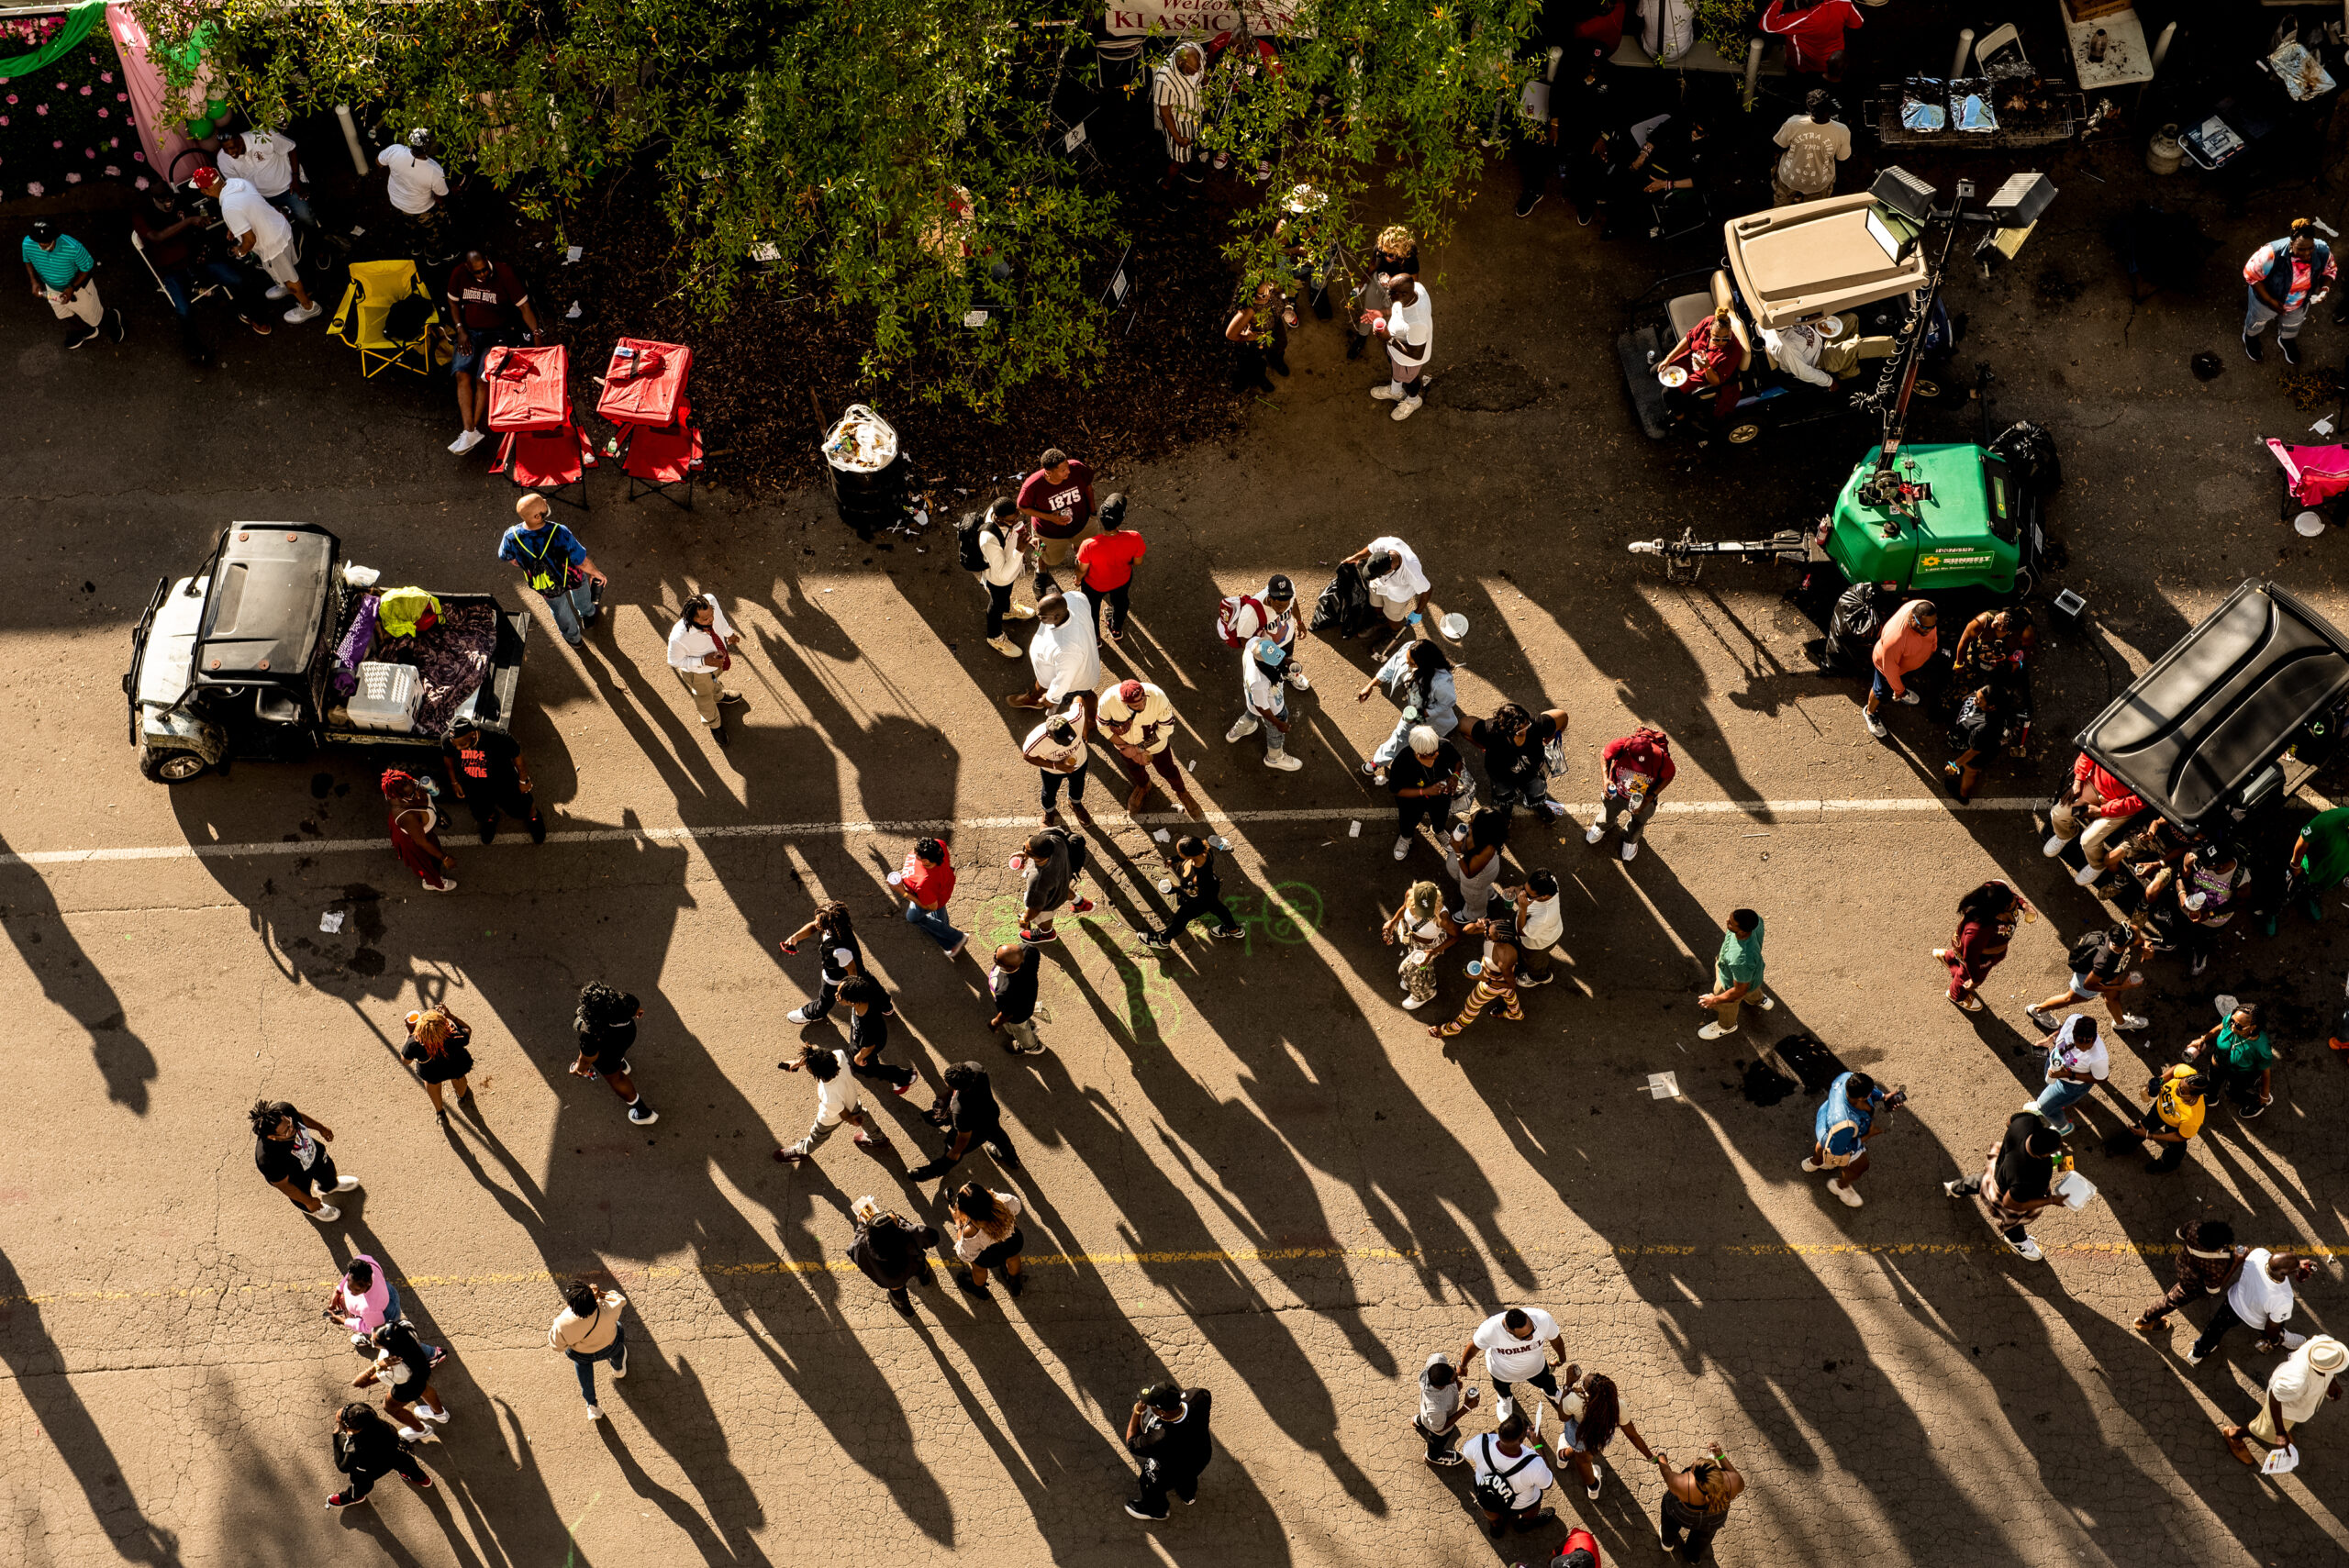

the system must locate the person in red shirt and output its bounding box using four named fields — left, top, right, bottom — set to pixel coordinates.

left=1074, top=494, right=1145, bottom=644
left=1588, top=728, right=1675, bottom=861
left=445, top=248, right=542, bottom=456
left=2043, top=751, right=2146, bottom=886
left=891, top=838, right=966, bottom=958
left=1760, top=0, right=1863, bottom=80
left=1016, top=447, right=1097, bottom=582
